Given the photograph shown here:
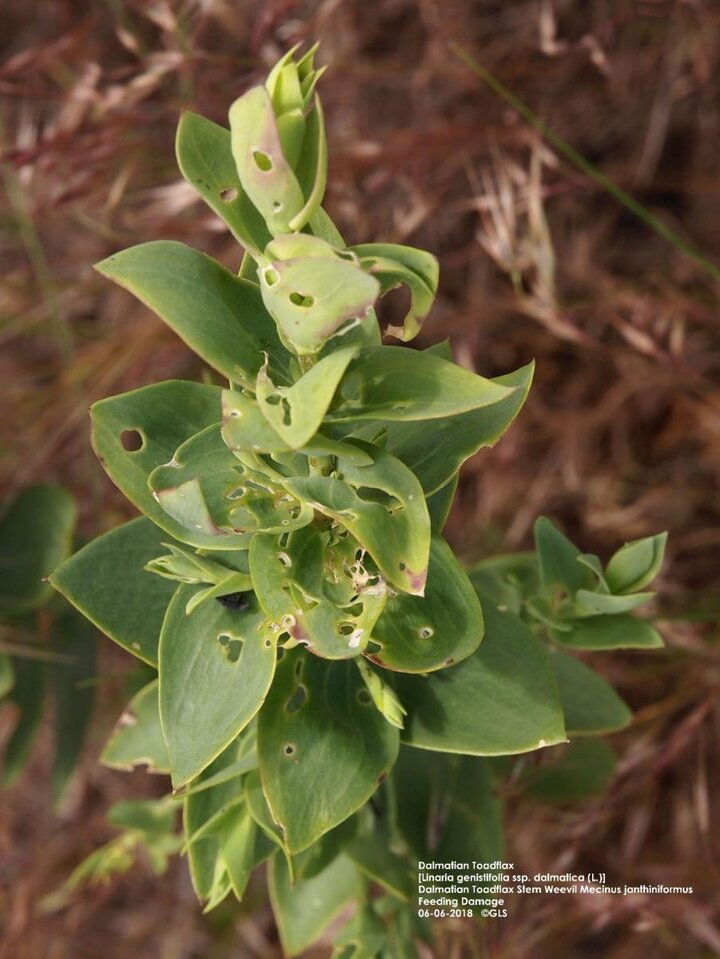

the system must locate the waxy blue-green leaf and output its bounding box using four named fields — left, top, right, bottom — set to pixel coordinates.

left=101, top=680, right=170, bottom=774
left=328, top=347, right=514, bottom=423
left=550, top=613, right=664, bottom=650
left=50, top=518, right=177, bottom=665
left=426, top=475, right=458, bottom=533
left=149, top=425, right=312, bottom=539
left=368, top=535, right=483, bottom=672
left=159, top=585, right=277, bottom=786
left=573, top=589, right=655, bottom=618
left=284, top=440, right=430, bottom=595
left=345, top=834, right=415, bottom=900
left=259, top=254, right=380, bottom=356
left=0, top=485, right=75, bottom=617
left=229, top=86, right=306, bottom=234
left=269, top=852, right=362, bottom=958
left=534, top=516, right=592, bottom=597
left=257, top=648, right=399, bottom=853
left=550, top=650, right=632, bottom=735
left=391, top=603, right=565, bottom=755
left=176, top=112, right=271, bottom=254
left=350, top=362, right=534, bottom=494
left=219, top=801, right=274, bottom=900
left=96, top=241, right=288, bottom=389
left=250, top=527, right=387, bottom=660
left=91, top=380, right=250, bottom=549
left=352, top=244, right=438, bottom=341
left=605, top=532, right=667, bottom=594
left=256, top=346, right=358, bottom=449
left=51, top=609, right=96, bottom=804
